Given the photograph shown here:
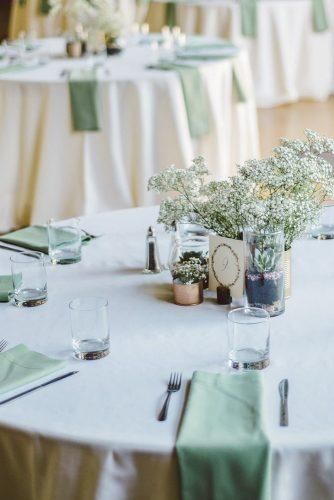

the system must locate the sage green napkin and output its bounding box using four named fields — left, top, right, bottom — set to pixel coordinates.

left=150, top=62, right=210, bottom=138
left=232, top=67, right=247, bottom=102
left=0, top=345, right=66, bottom=395
left=39, top=0, right=51, bottom=15
left=68, top=69, right=101, bottom=132
left=312, top=0, right=329, bottom=32
left=166, top=2, right=177, bottom=28
left=240, top=0, right=257, bottom=38
left=176, top=371, right=271, bottom=500
left=0, top=63, right=40, bottom=74
left=0, top=225, right=92, bottom=254
left=0, top=276, right=13, bottom=302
